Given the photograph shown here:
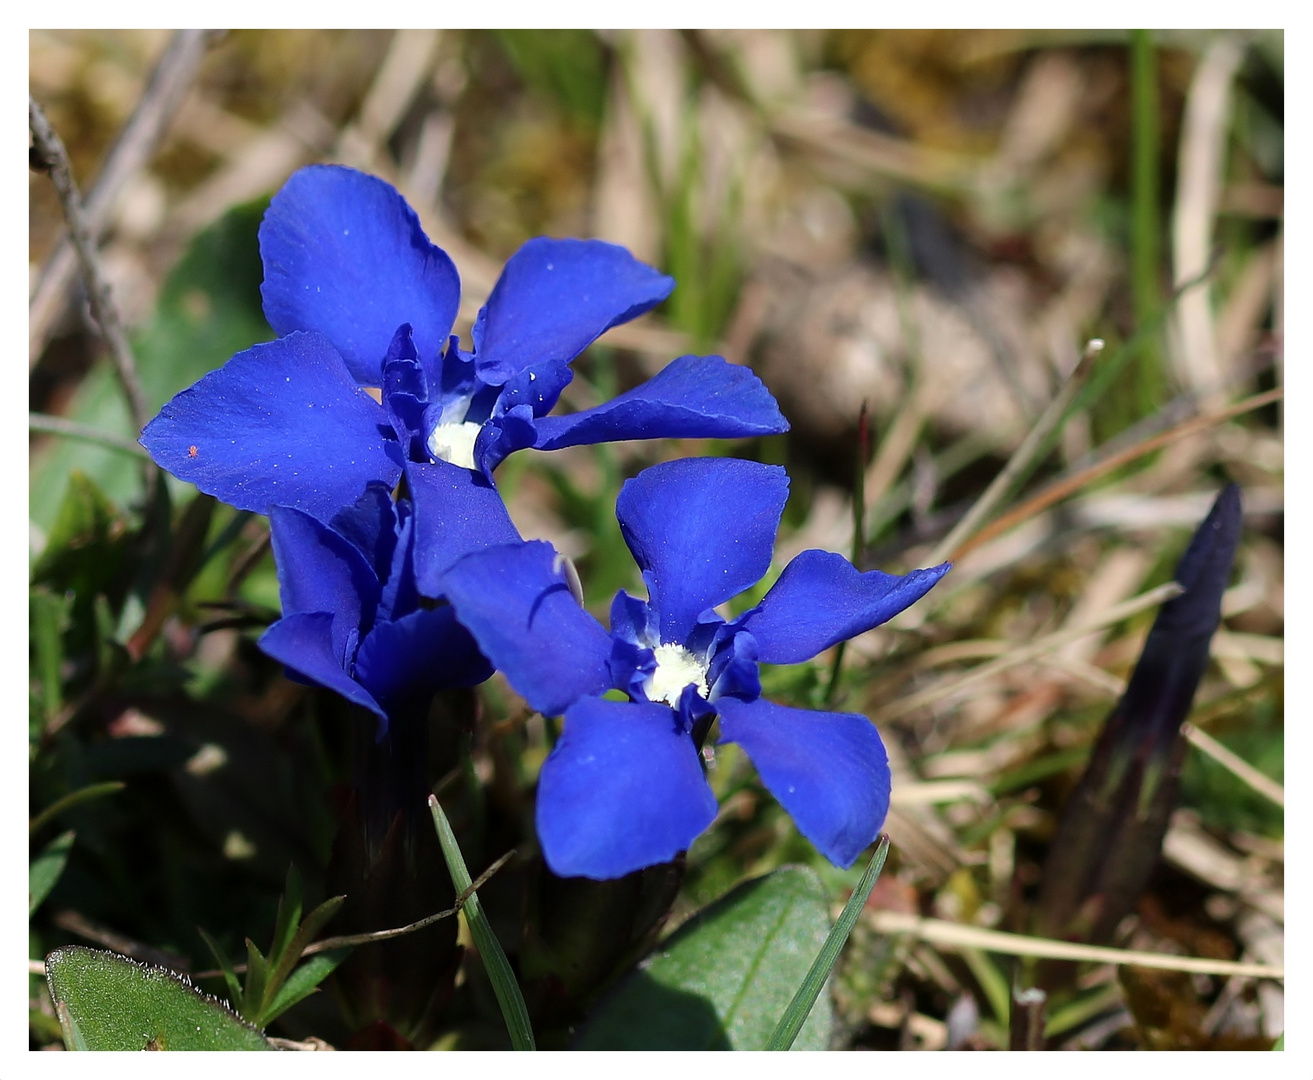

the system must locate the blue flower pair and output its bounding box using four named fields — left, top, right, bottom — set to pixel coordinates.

left=139, top=164, right=949, bottom=882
